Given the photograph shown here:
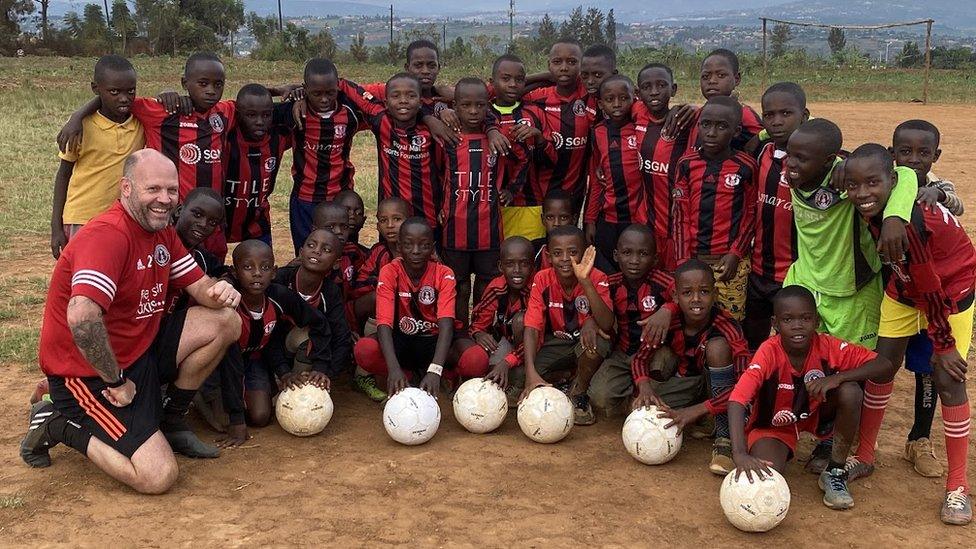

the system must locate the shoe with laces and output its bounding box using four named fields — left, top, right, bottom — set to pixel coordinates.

left=805, top=437, right=833, bottom=475
left=844, top=456, right=875, bottom=482
left=572, top=394, right=596, bottom=426
left=904, top=438, right=943, bottom=478
left=709, top=437, right=734, bottom=475
left=818, top=467, right=855, bottom=510
left=941, top=487, right=972, bottom=526
left=353, top=374, right=387, bottom=402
